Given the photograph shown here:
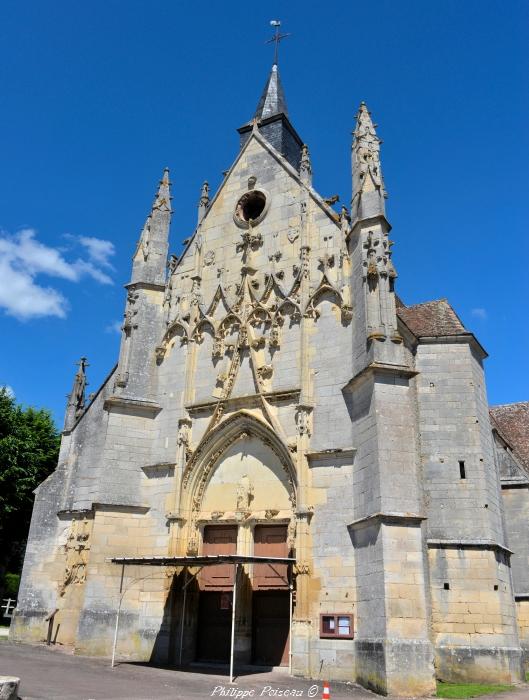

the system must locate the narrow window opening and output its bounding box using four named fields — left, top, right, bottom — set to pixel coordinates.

left=444, top=582, right=450, bottom=590
left=494, top=585, right=499, bottom=591
left=459, top=460, right=466, bottom=479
